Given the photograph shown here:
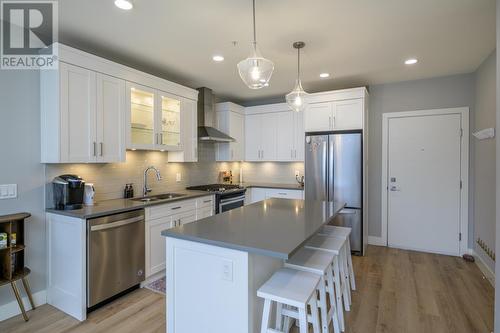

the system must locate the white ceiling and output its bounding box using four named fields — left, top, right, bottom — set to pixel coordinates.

left=59, top=0, right=495, bottom=104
